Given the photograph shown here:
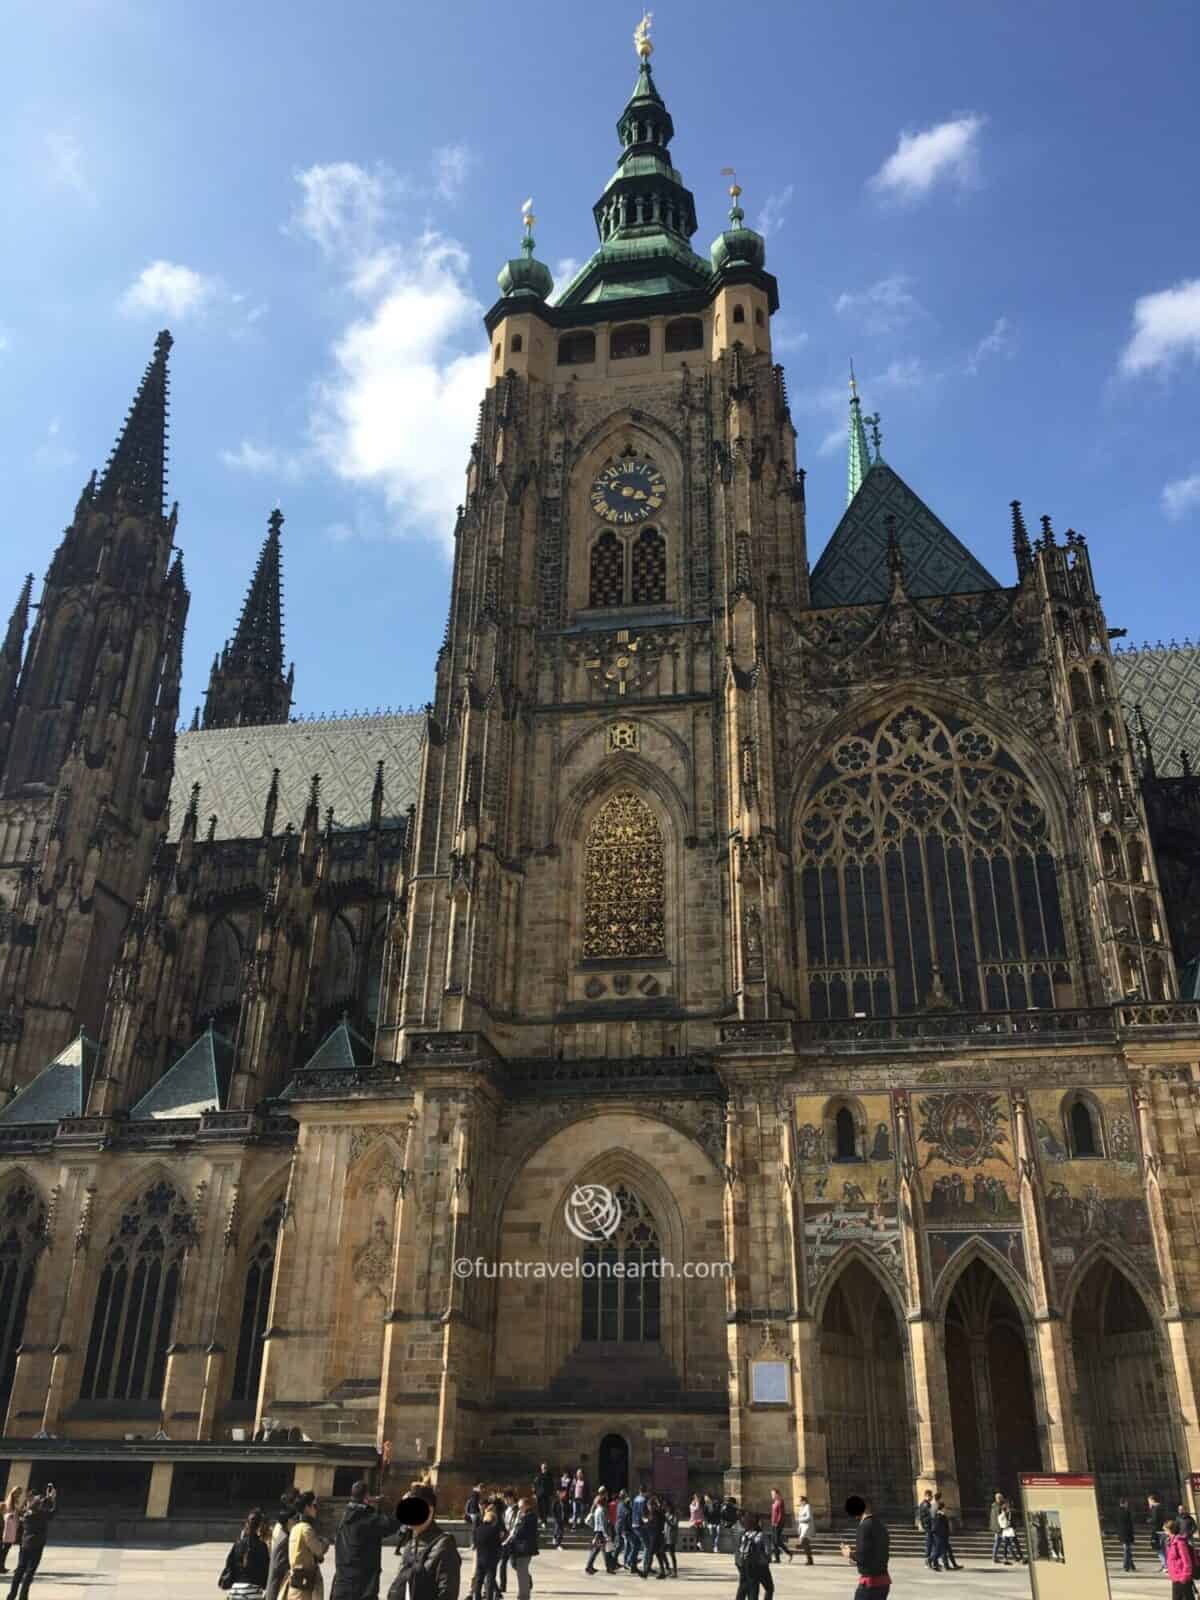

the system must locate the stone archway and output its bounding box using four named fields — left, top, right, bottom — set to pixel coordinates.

left=599, top=1432, right=630, bottom=1493
left=944, top=1255, right=1041, bottom=1519
left=1070, top=1255, right=1183, bottom=1516
left=818, top=1257, right=913, bottom=1518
